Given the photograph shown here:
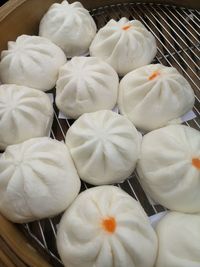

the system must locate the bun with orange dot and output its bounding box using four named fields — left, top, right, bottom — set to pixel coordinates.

left=56, top=186, right=158, bottom=267
left=90, top=17, right=157, bottom=76
left=137, top=125, right=200, bottom=213
left=118, top=64, right=195, bottom=132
